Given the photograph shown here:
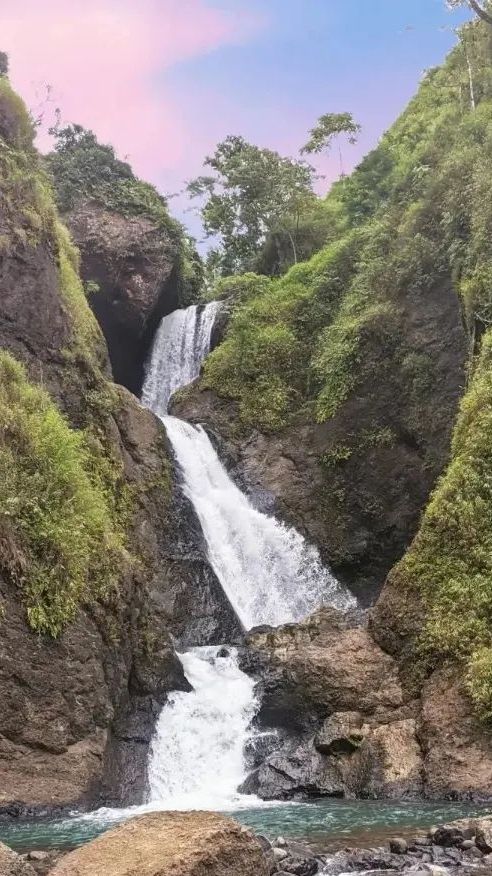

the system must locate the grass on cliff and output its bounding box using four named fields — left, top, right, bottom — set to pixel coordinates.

left=0, top=352, right=126, bottom=637
left=0, top=80, right=108, bottom=375
left=390, top=329, right=492, bottom=719
left=203, top=22, right=492, bottom=436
